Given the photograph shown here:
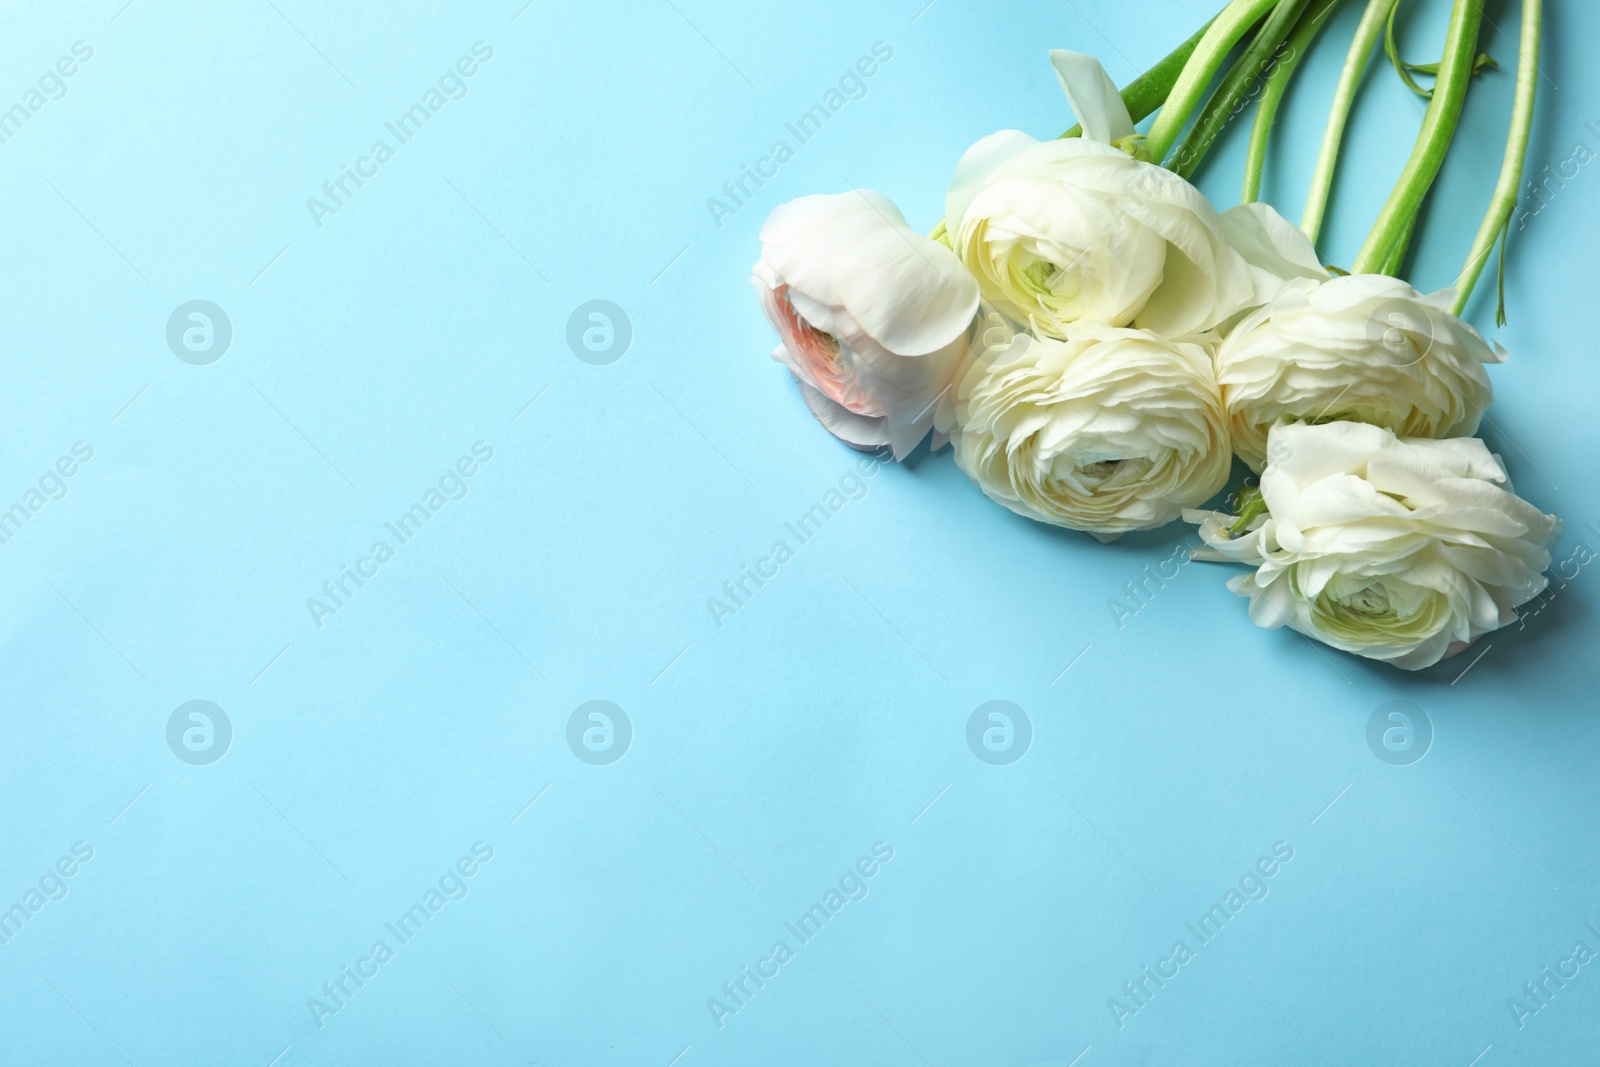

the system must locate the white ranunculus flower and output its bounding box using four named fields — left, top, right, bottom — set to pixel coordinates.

left=1189, top=421, right=1560, bottom=671
left=753, top=190, right=979, bottom=459
left=1215, top=273, right=1500, bottom=471
left=943, top=131, right=1257, bottom=339
left=944, top=318, right=1232, bottom=537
